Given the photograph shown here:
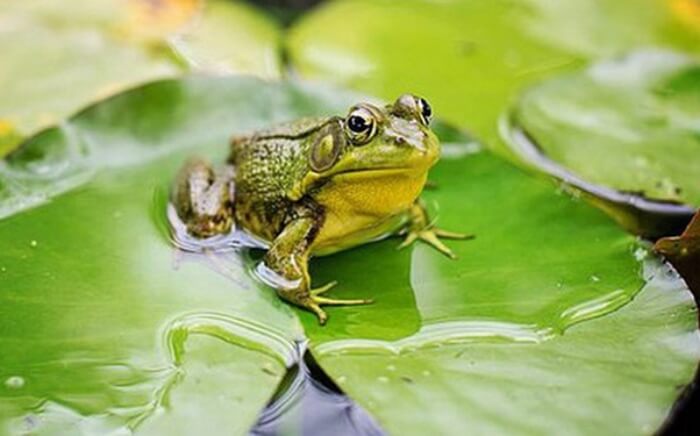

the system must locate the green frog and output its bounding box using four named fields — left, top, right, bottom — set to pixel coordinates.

left=172, top=94, right=470, bottom=324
